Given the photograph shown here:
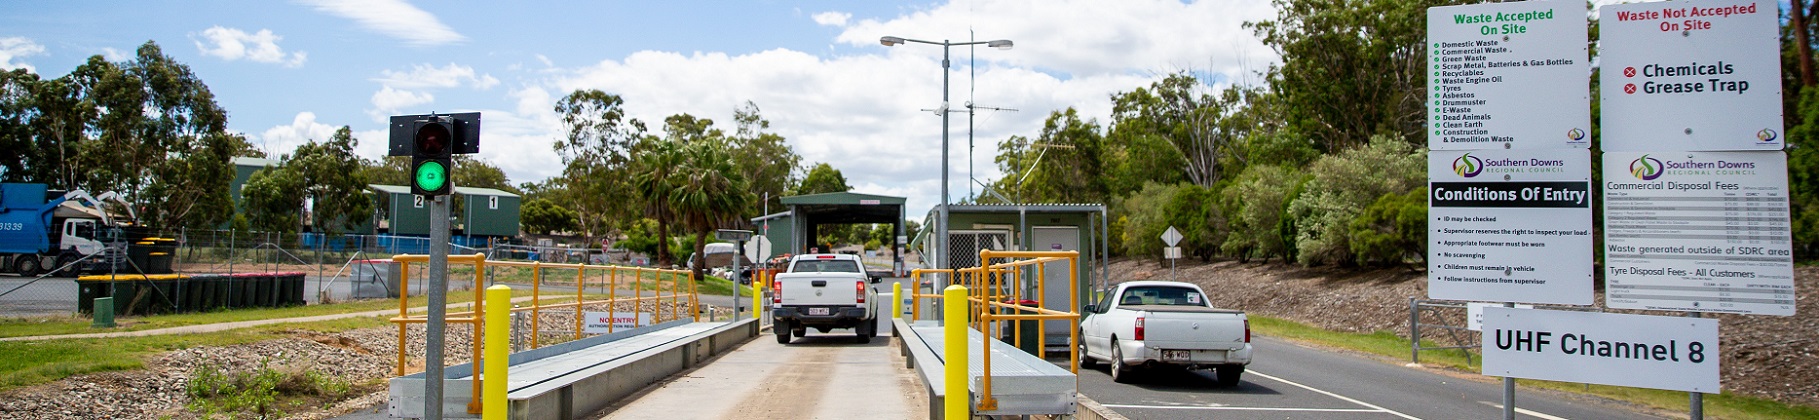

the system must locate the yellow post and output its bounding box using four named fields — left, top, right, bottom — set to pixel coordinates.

left=943, top=285, right=969, bottom=420
left=483, top=284, right=511, bottom=420
left=891, top=281, right=903, bottom=319
left=751, top=271, right=763, bottom=319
